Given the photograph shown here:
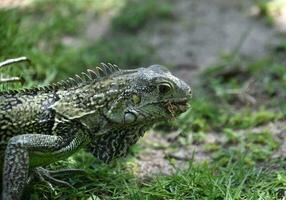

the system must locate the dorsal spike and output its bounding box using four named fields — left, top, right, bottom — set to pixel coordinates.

left=106, top=63, right=115, bottom=72
left=74, top=74, right=83, bottom=83
left=52, top=83, right=59, bottom=90
left=43, top=86, right=50, bottom=92
left=81, top=72, right=92, bottom=81
left=43, top=85, right=53, bottom=91
left=8, top=90, right=17, bottom=95
left=0, top=63, right=122, bottom=95
left=96, top=66, right=105, bottom=77
left=58, top=80, right=68, bottom=89
left=100, top=63, right=110, bottom=74
left=68, top=77, right=77, bottom=85
left=110, top=63, right=120, bottom=71
left=39, top=86, right=45, bottom=91
left=63, top=80, right=71, bottom=89
left=106, top=63, right=117, bottom=74
left=87, top=69, right=98, bottom=79
left=57, top=81, right=64, bottom=88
